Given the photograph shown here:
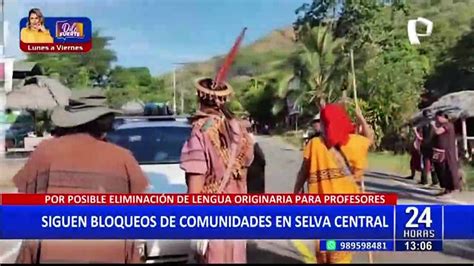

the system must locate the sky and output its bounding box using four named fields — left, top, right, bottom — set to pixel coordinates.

left=4, top=0, right=308, bottom=74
